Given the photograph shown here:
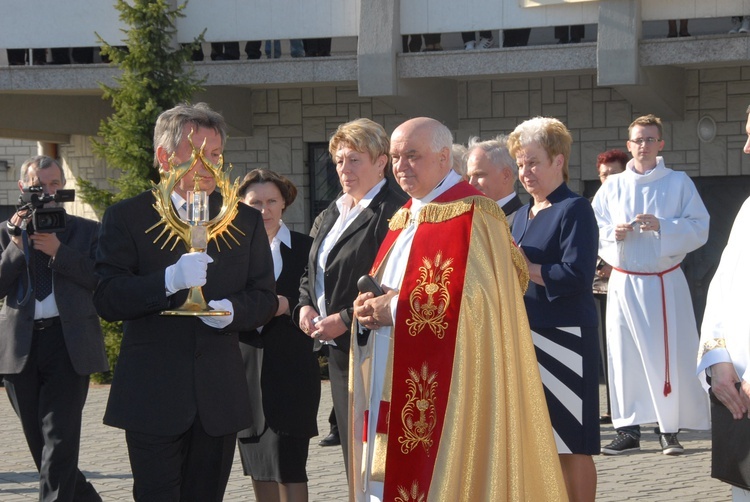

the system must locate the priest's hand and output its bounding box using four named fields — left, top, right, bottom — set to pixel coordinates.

left=354, top=287, right=398, bottom=330
left=711, top=362, right=750, bottom=419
